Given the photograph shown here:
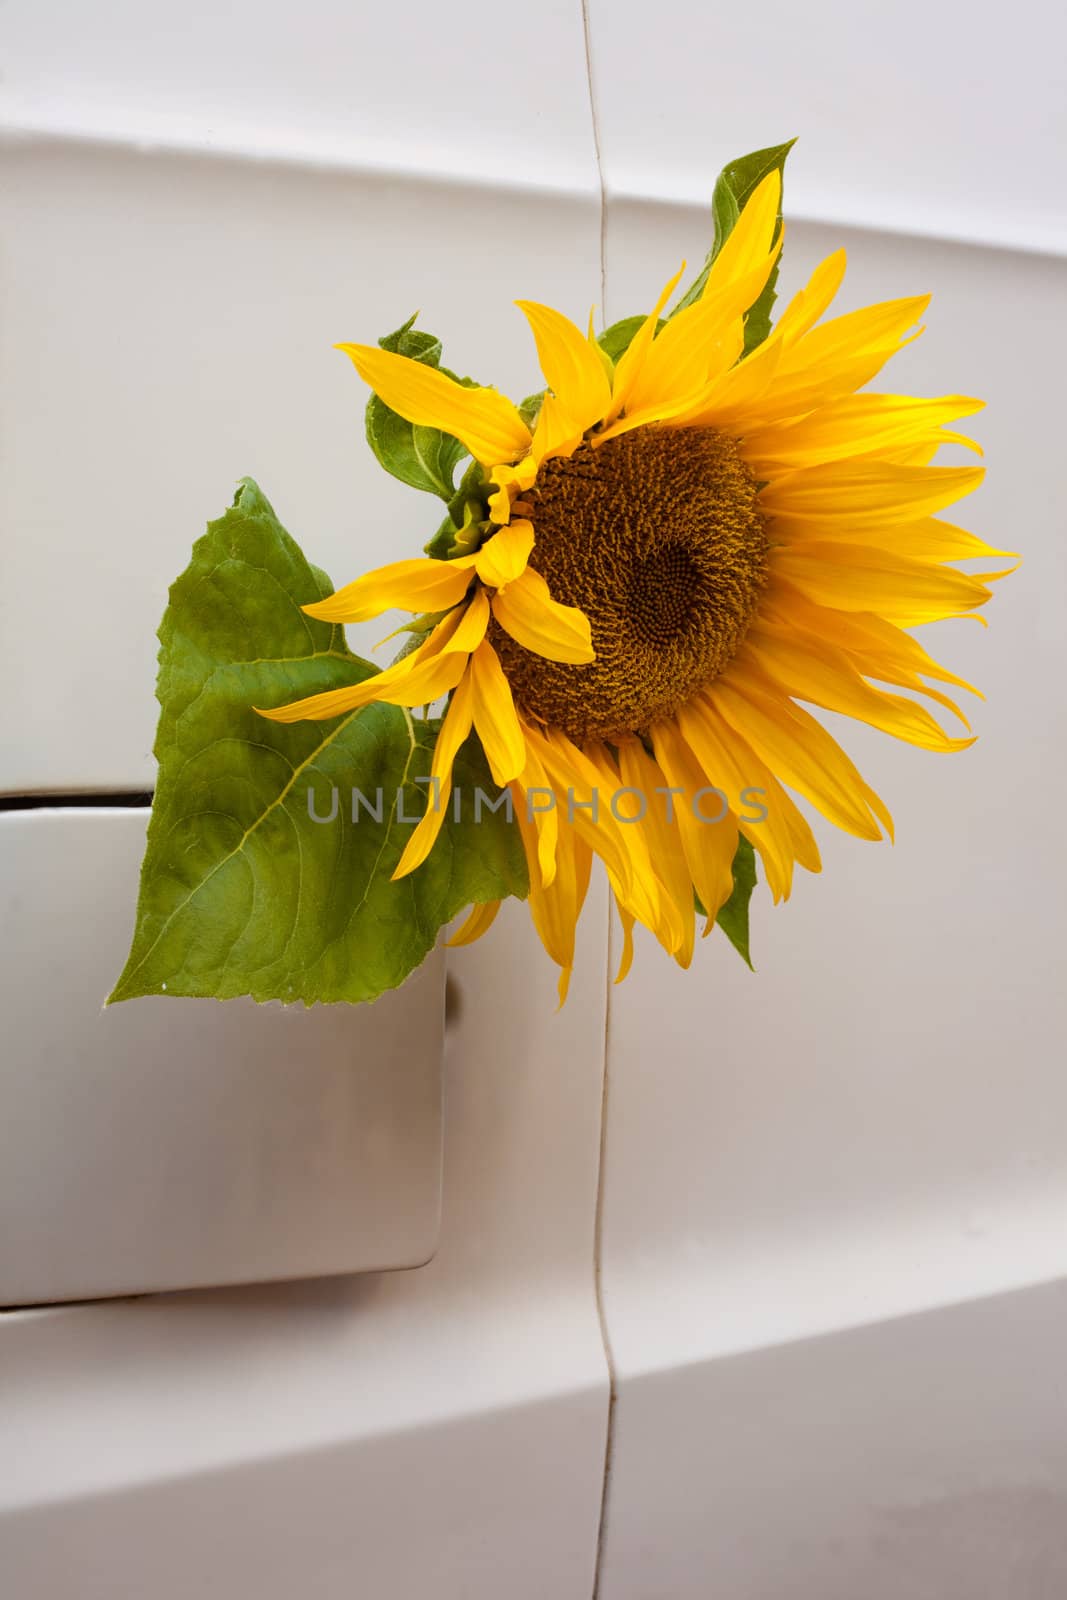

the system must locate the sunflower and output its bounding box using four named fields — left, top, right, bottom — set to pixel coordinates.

left=258, top=171, right=1012, bottom=999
